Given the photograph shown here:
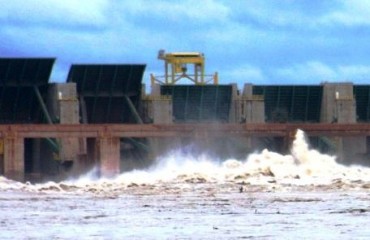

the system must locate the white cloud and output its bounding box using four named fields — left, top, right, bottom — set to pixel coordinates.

left=1, top=0, right=370, bottom=86
left=319, top=0, right=370, bottom=26
left=223, top=64, right=265, bottom=84
left=338, top=65, right=370, bottom=82
left=275, top=61, right=370, bottom=83
left=233, top=1, right=309, bottom=27
left=276, top=61, right=336, bottom=83
left=224, top=0, right=370, bottom=29
left=0, top=0, right=109, bottom=29
left=119, top=0, right=230, bottom=23
left=0, top=0, right=234, bottom=58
